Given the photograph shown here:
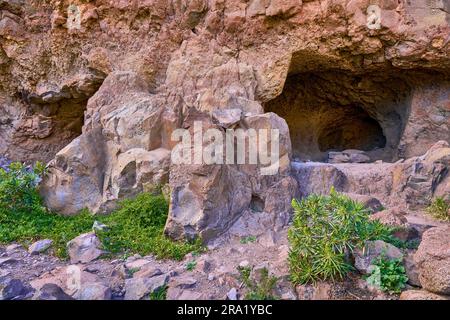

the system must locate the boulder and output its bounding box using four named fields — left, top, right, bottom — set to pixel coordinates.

left=291, top=162, right=347, bottom=197
left=400, top=290, right=449, bottom=300
left=404, top=252, right=421, bottom=287
left=41, top=72, right=170, bottom=215
left=28, top=239, right=53, bottom=255
left=67, top=232, right=103, bottom=264
left=369, top=207, right=408, bottom=225
left=33, top=283, right=74, bottom=300
left=328, top=150, right=371, bottom=164
left=167, top=287, right=205, bottom=300
left=5, top=244, right=22, bottom=254
left=124, top=274, right=169, bottom=300
left=75, top=282, right=111, bottom=300
left=169, top=276, right=197, bottom=289
left=296, top=282, right=333, bottom=300
left=0, top=279, right=32, bottom=300
left=30, top=265, right=111, bottom=300
left=414, top=226, right=450, bottom=295
left=353, top=240, right=403, bottom=274
left=0, top=257, right=17, bottom=267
